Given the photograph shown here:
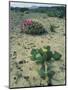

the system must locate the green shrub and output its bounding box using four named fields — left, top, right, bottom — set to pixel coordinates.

left=50, top=24, right=55, bottom=32
left=47, top=7, right=65, bottom=18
